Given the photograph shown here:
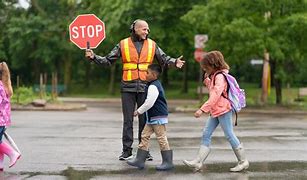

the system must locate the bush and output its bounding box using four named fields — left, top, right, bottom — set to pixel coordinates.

left=11, top=86, right=35, bottom=105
